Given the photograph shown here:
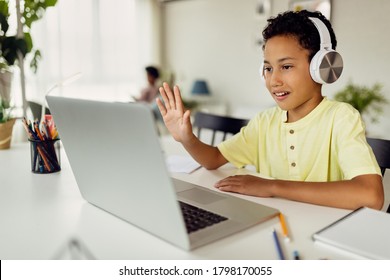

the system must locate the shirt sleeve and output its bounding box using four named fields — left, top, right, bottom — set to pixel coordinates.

left=333, top=105, right=381, bottom=179
left=217, top=114, right=261, bottom=169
